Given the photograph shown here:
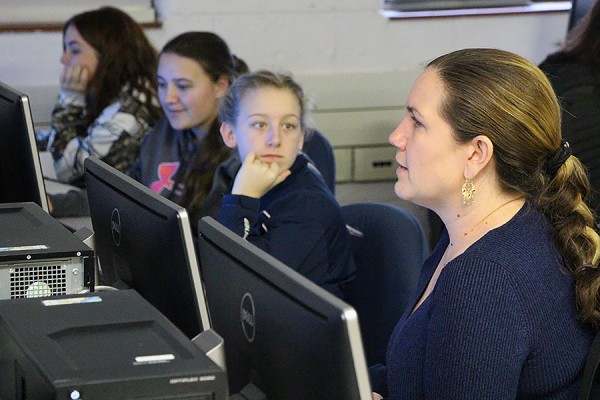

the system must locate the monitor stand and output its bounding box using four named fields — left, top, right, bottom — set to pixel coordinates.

left=193, top=329, right=263, bottom=399
left=193, top=329, right=227, bottom=373
left=192, top=330, right=266, bottom=400
left=229, top=383, right=266, bottom=400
